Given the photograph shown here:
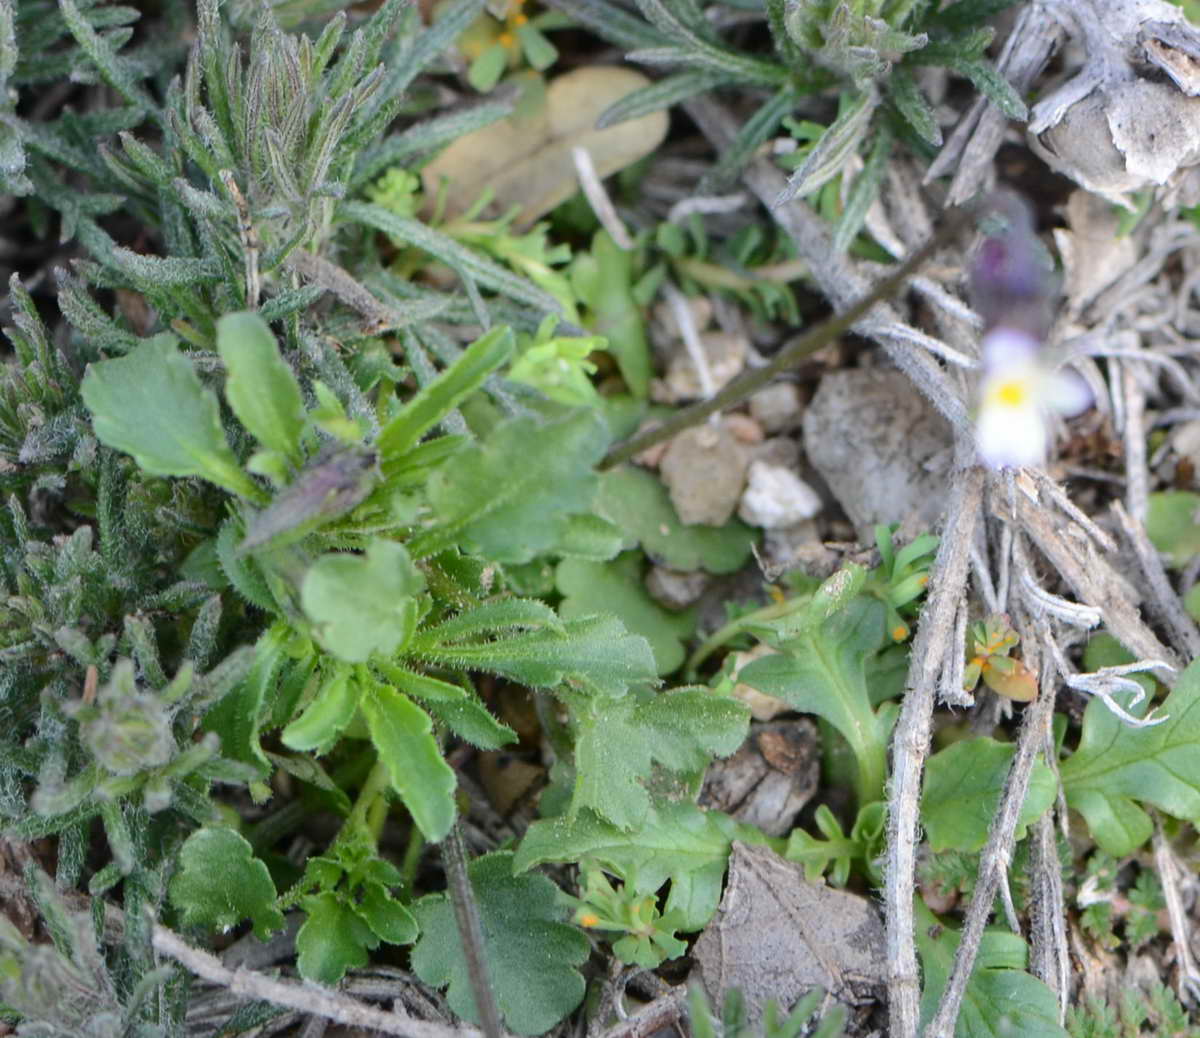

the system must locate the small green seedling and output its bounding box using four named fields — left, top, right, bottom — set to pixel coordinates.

left=569, top=863, right=687, bottom=967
